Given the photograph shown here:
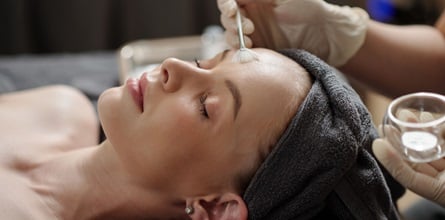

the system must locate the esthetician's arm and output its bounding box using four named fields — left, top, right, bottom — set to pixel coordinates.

left=340, top=11, right=445, bottom=98
left=218, top=0, right=445, bottom=97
